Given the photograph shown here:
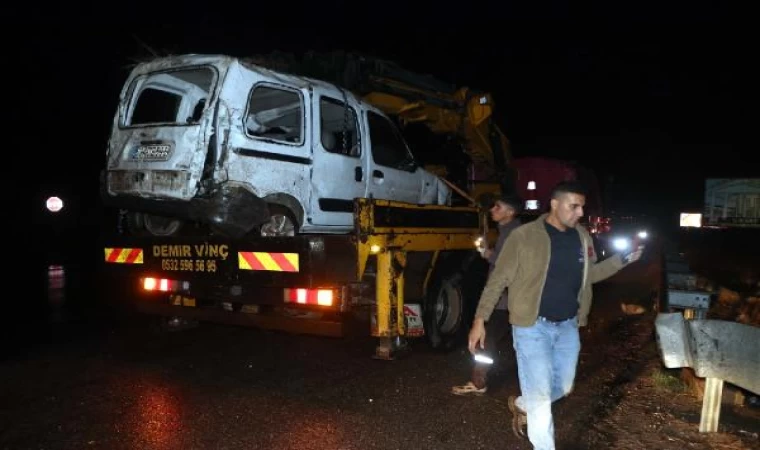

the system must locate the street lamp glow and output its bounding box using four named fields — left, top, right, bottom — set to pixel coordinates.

left=46, top=196, right=64, bottom=213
